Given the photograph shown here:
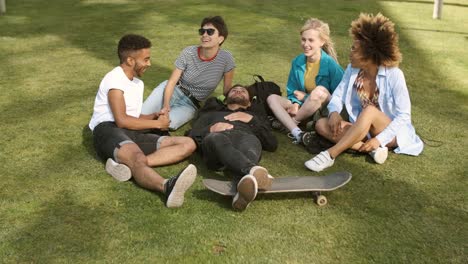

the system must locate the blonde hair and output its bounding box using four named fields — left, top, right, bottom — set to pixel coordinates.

left=300, top=18, right=338, bottom=62
left=350, top=13, right=402, bottom=67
